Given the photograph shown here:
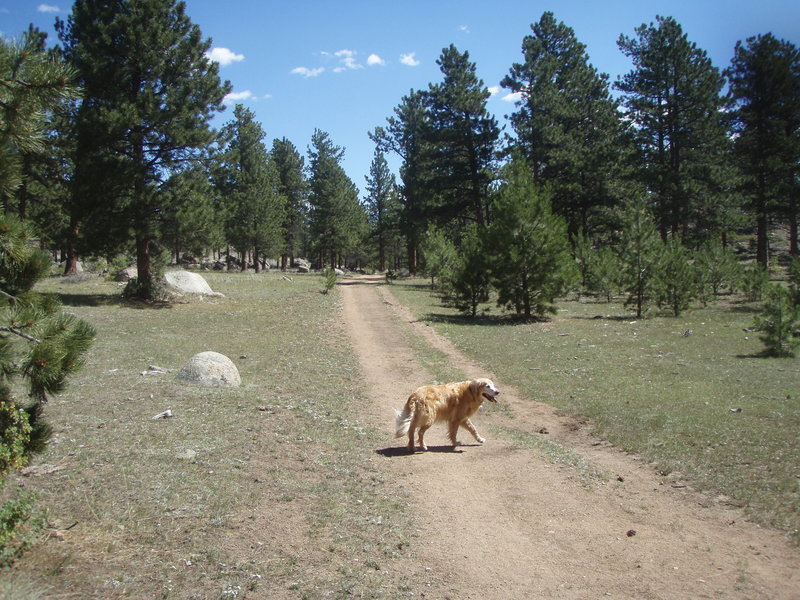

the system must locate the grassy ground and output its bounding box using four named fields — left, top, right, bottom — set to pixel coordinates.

left=388, top=280, right=800, bottom=542
left=1, top=272, right=412, bottom=600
